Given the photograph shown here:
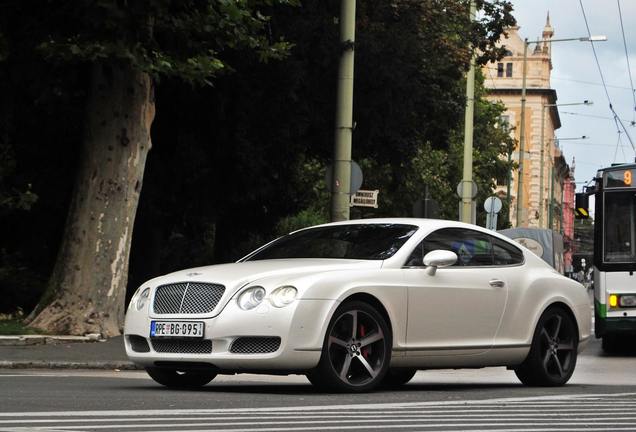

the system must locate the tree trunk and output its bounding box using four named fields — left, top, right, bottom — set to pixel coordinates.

left=27, top=63, right=155, bottom=336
